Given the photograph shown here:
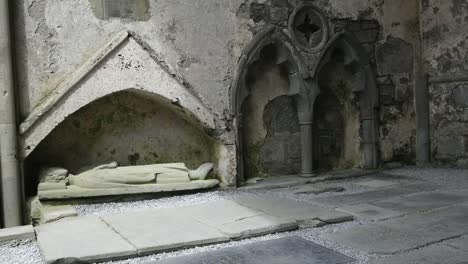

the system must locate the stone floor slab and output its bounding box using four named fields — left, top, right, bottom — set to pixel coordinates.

left=183, top=200, right=297, bottom=239
left=353, top=179, right=399, bottom=188
left=233, top=195, right=353, bottom=224
left=151, top=236, right=355, bottom=264
left=294, top=184, right=345, bottom=195
left=312, top=184, right=436, bottom=207
left=372, top=189, right=468, bottom=214
left=447, top=236, right=468, bottom=252
left=336, top=203, right=403, bottom=221
left=101, top=208, right=230, bottom=255
left=325, top=204, right=468, bottom=254
left=368, top=244, right=468, bottom=264
left=0, top=225, right=35, bottom=243
left=241, top=176, right=310, bottom=190
left=36, top=217, right=136, bottom=263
